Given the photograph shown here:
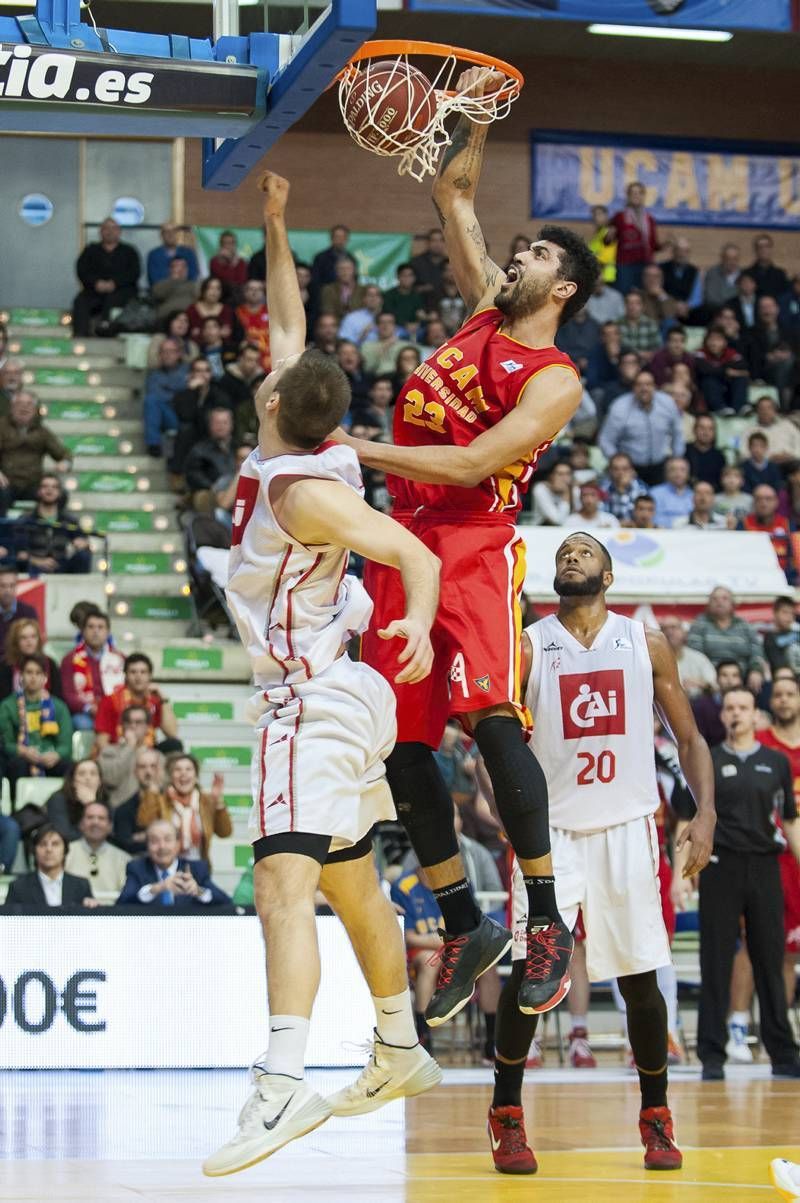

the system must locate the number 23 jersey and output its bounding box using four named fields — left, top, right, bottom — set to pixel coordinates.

left=389, top=307, right=578, bottom=517
left=525, top=611, right=659, bottom=832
